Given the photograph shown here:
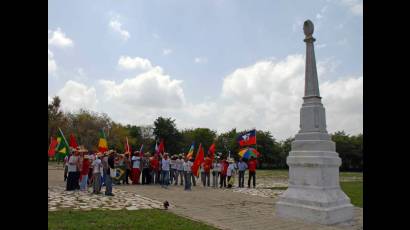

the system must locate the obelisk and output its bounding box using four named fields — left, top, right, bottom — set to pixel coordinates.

left=275, top=20, right=354, bottom=225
